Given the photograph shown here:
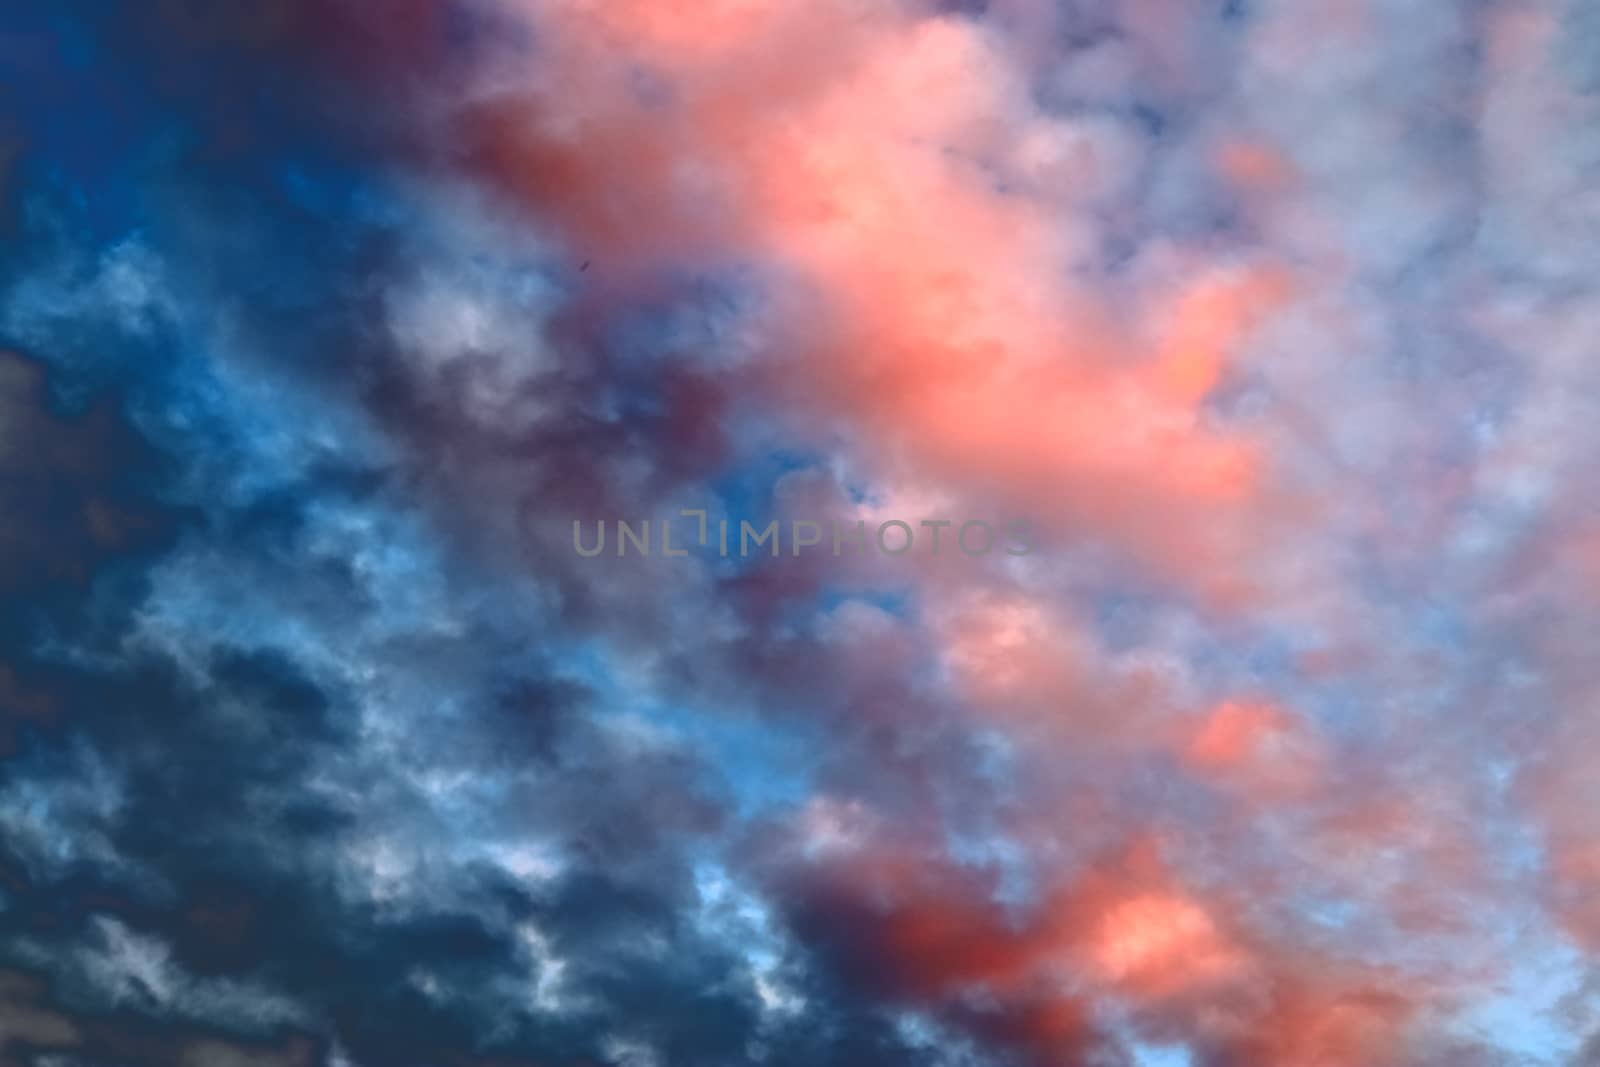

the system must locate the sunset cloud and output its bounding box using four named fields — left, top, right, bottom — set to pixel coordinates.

left=0, top=1, right=1596, bottom=1064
